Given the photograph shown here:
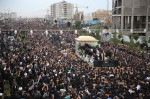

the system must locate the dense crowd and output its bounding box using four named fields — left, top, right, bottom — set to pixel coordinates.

left=79, top=42, right=150, bottom=66
left=0, top=20, right=150, bottom=99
